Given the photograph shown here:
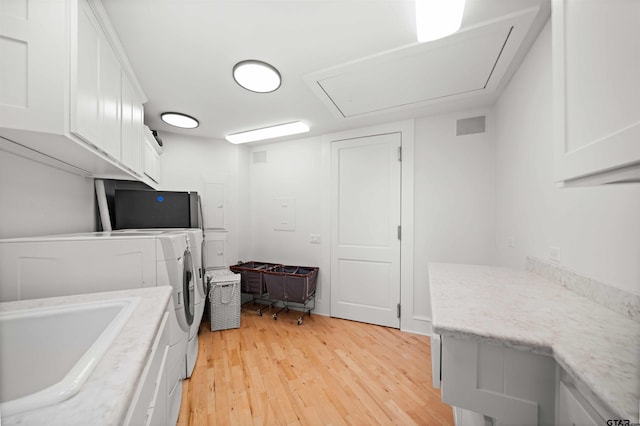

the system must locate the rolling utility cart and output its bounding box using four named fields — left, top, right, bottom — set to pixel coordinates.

left=229, top=261, right=278, bottom=316
left=206, top=269, right=241, bottom=331
left=263, top=266, right=319, bottom=325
